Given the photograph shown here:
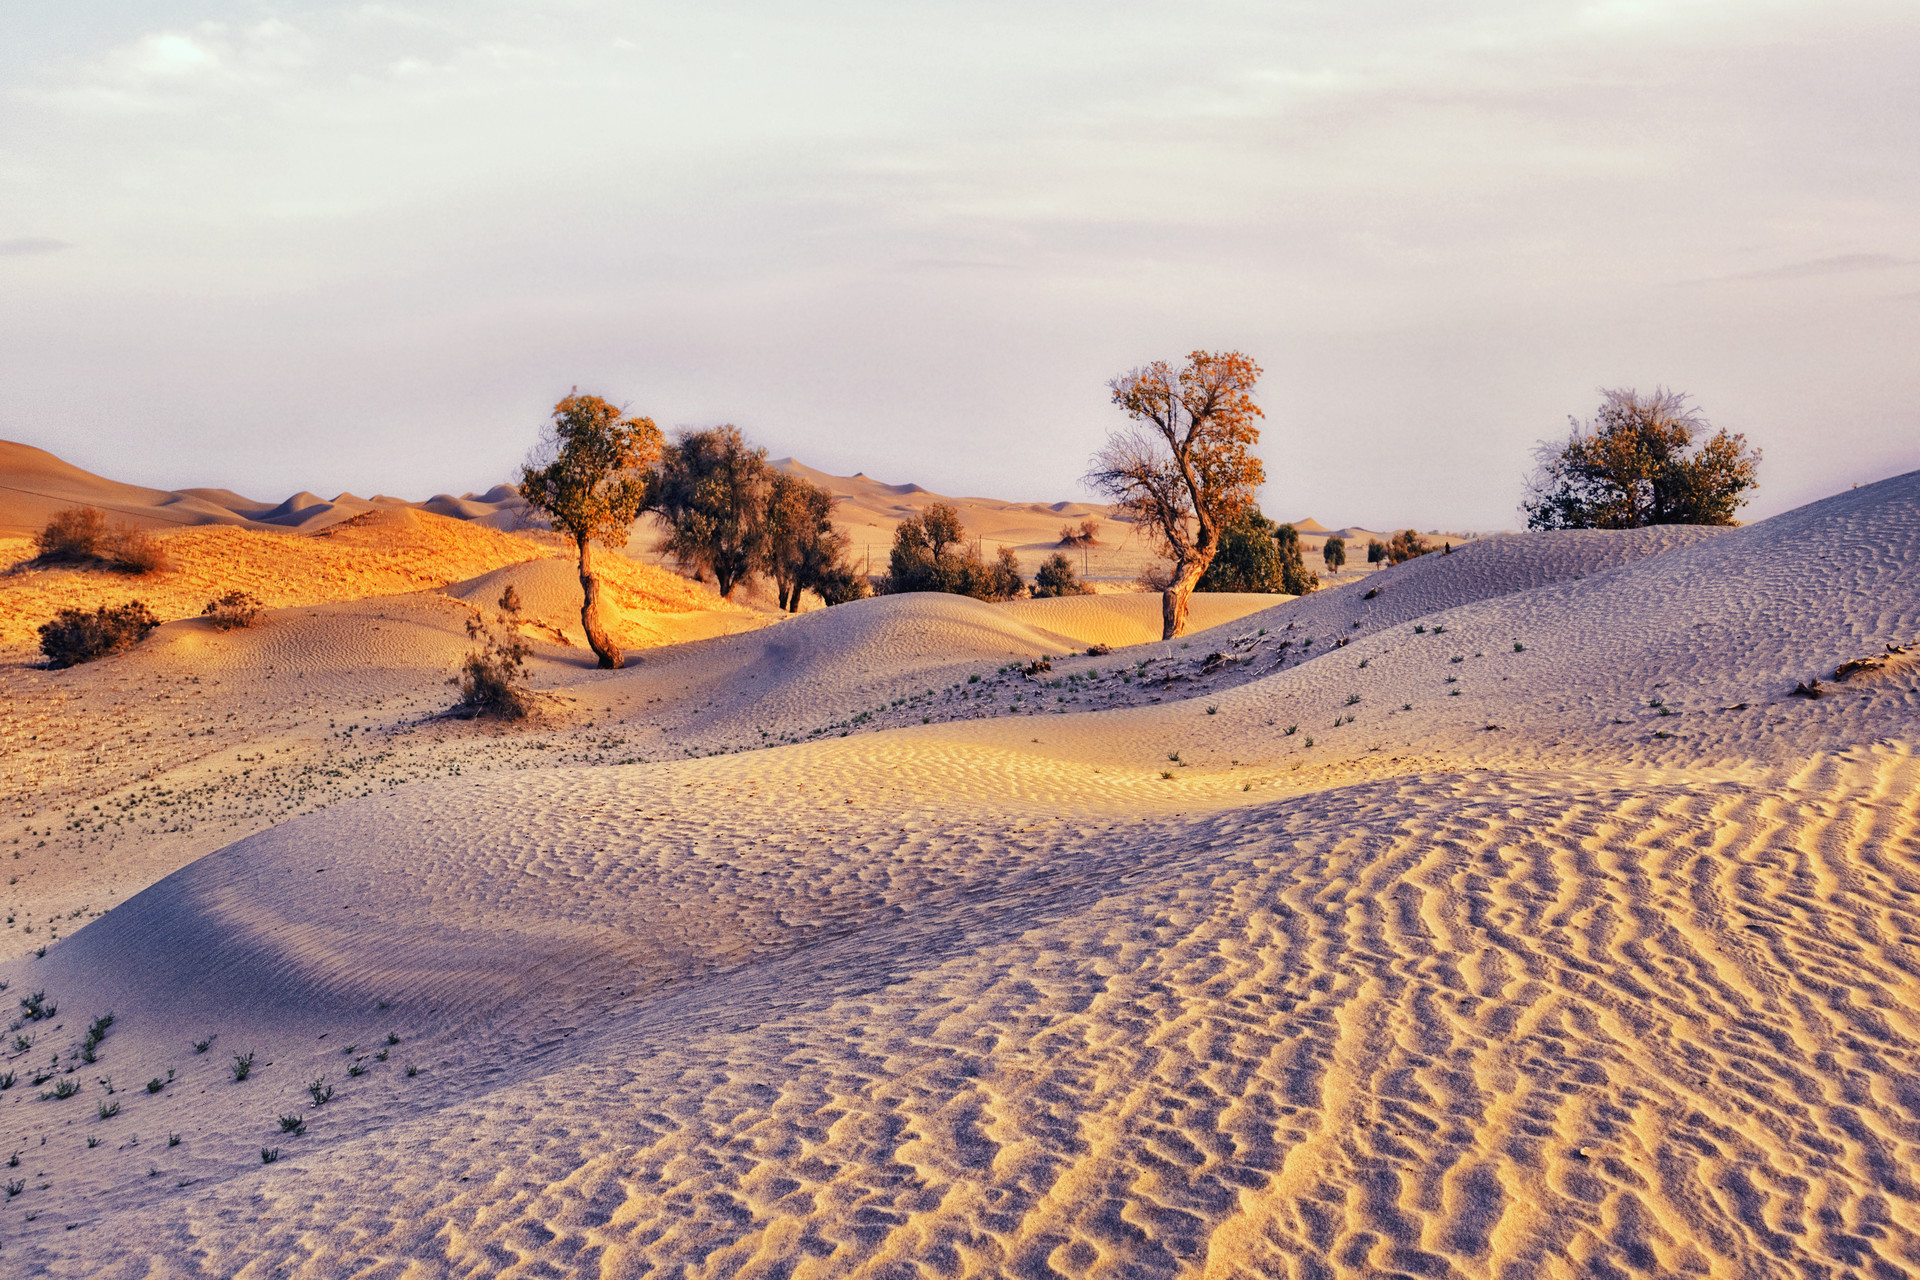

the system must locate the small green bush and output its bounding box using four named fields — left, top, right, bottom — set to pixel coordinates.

left=1032, top=553, right=1094, bottom=598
